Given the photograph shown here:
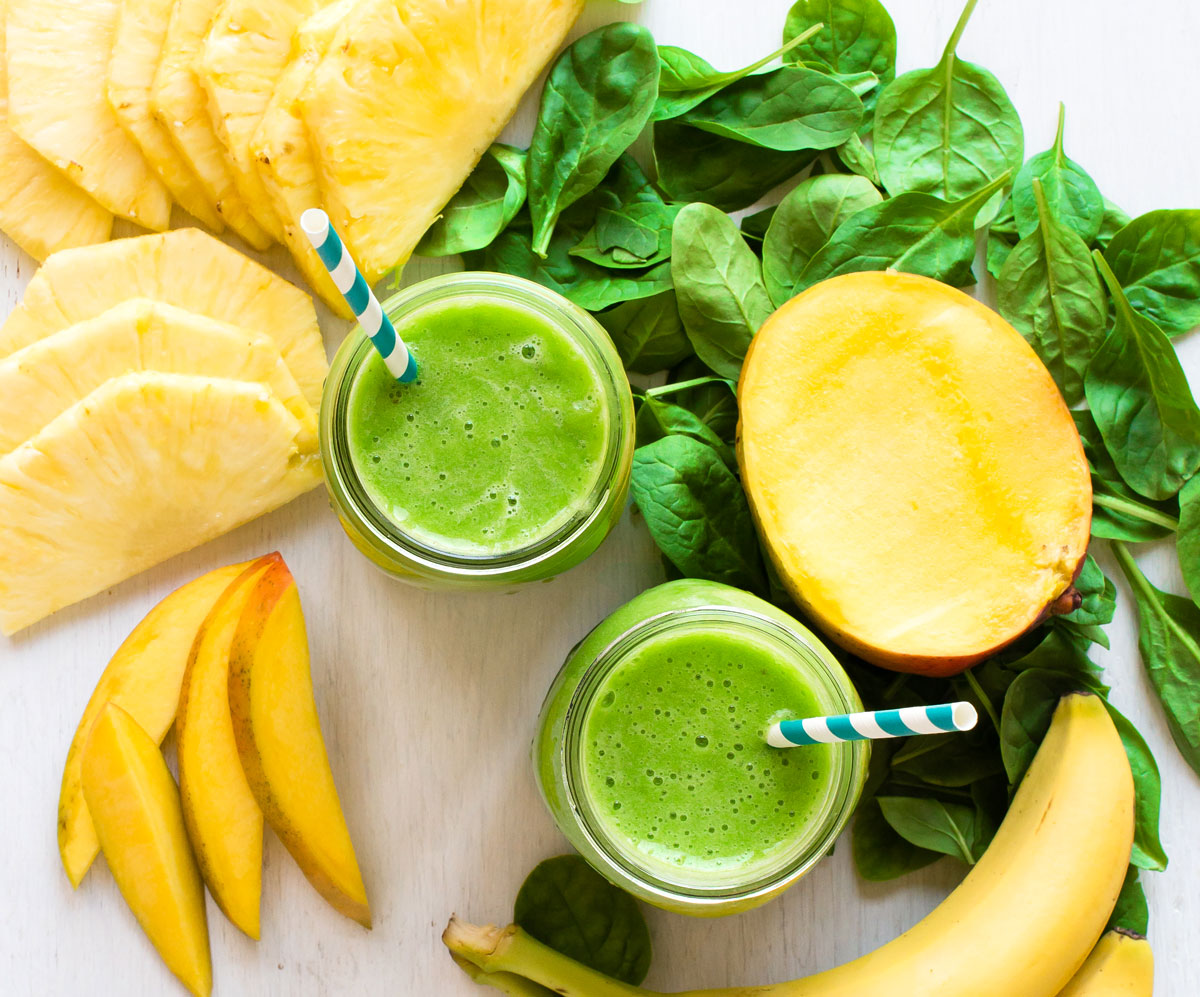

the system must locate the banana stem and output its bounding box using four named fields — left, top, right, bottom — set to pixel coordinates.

left=451, top=953, right=554, bottom=997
